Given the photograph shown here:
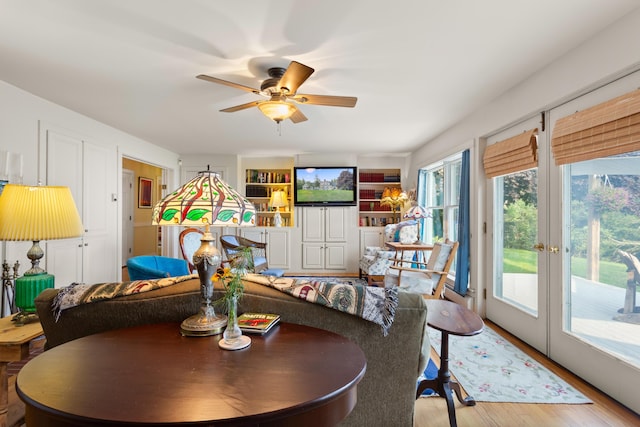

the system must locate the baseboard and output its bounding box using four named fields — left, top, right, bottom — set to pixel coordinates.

left=444, top=287, right=474, bottom=310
